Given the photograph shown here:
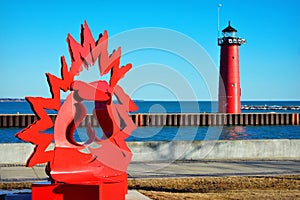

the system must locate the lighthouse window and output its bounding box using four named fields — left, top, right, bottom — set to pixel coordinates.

left=224, top=32, right=236, bottom=37
left=232, top=56, right=235, bottom=59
